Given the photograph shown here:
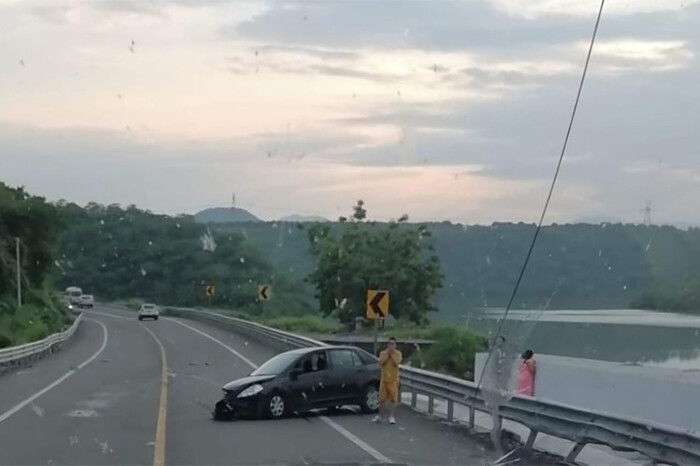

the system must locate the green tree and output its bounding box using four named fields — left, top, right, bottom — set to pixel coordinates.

left=306, top=201, right=443, bottom=325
